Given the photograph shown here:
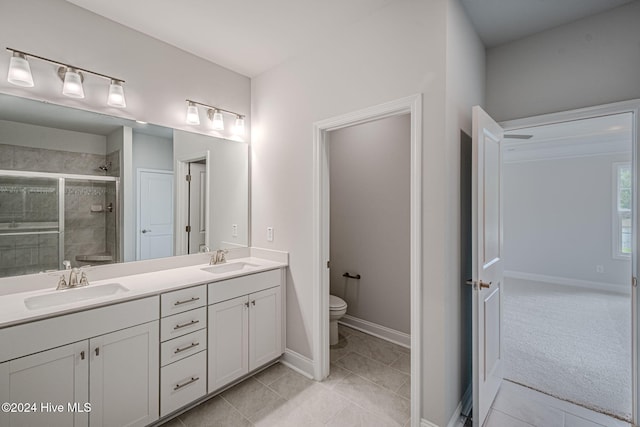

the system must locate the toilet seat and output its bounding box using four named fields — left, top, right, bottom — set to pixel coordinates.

left=329, top=295, right=347, bottom=311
